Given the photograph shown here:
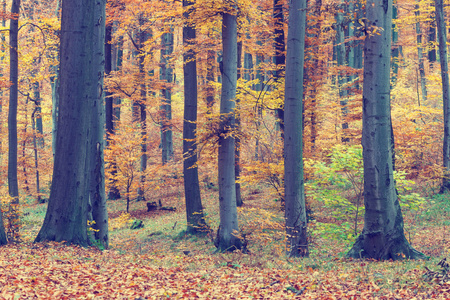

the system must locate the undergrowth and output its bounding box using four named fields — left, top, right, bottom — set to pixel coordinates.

left=4, top=175, right=450, bottom=297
